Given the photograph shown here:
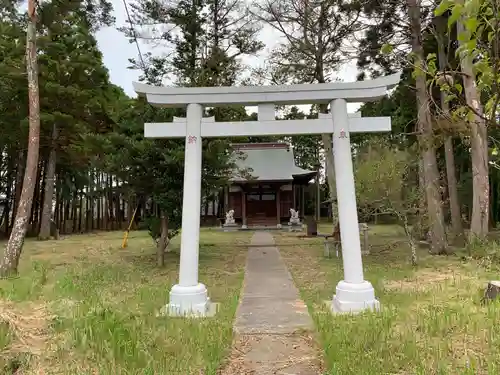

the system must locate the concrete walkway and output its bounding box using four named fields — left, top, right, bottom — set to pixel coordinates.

left=221, top=232, right=322, bottom=374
